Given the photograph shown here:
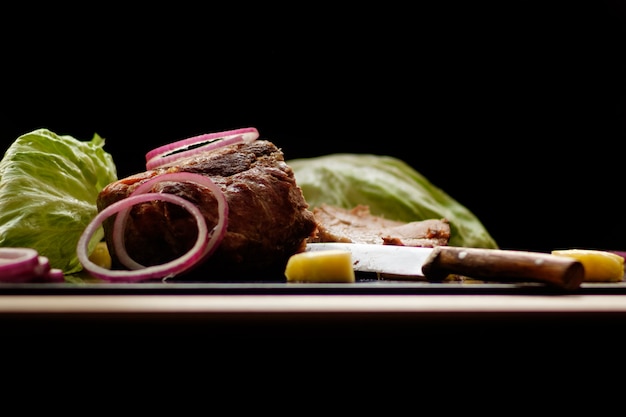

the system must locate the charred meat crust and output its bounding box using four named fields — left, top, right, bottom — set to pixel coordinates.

left=97, top=140, right=318, bottom=280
